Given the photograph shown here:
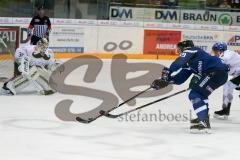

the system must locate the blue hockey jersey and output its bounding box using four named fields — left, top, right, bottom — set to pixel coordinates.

left=169, top=47, right=228, bottom=84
